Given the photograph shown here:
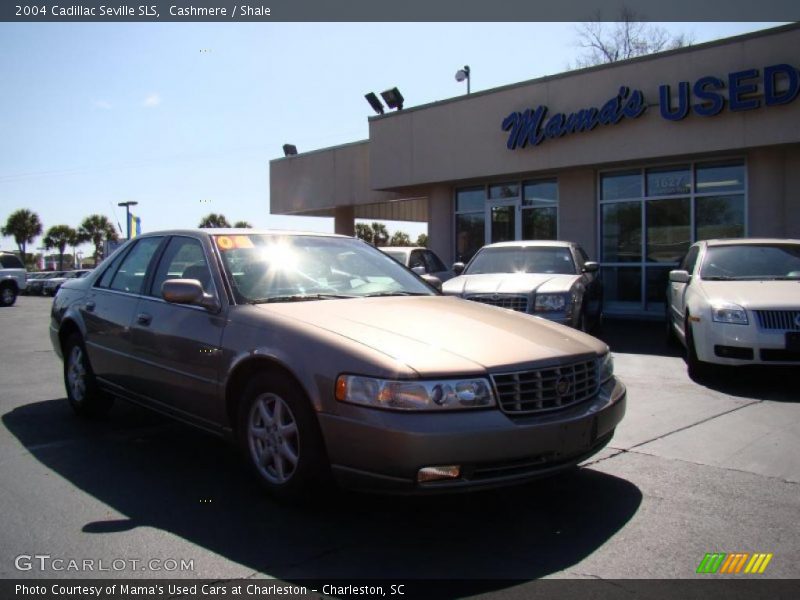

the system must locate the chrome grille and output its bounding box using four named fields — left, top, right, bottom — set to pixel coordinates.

left=491, top=359, right=599, bottom=415
left=754, top=310, right=800, bottom=331
left=465, top=294, right=528, bottom=313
